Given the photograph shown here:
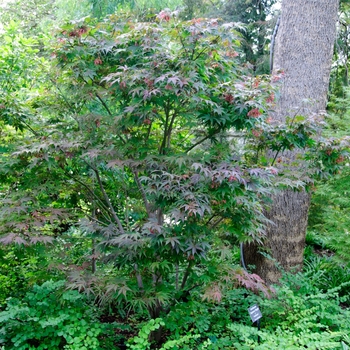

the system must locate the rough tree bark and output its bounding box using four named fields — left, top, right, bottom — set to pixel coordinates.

left=244, top=0, right=339, bottom=283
